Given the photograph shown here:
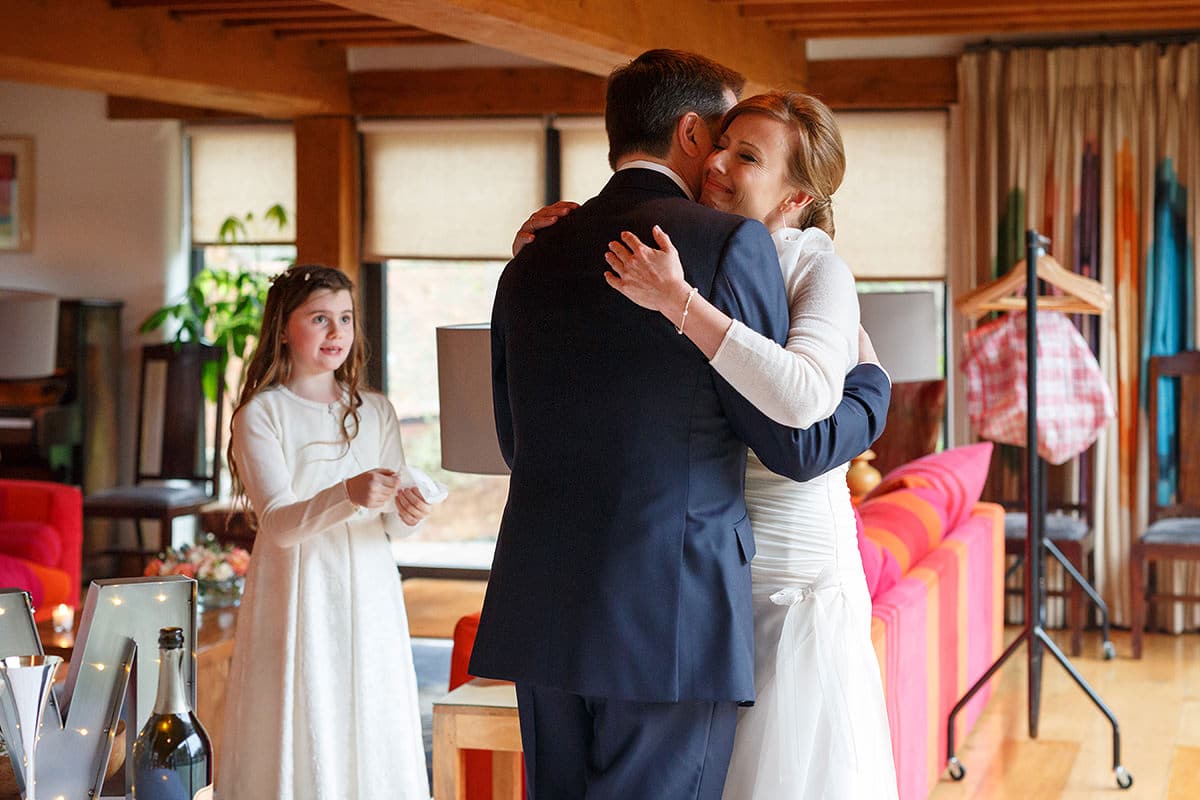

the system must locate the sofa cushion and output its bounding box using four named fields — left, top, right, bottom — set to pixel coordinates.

left=867, top=442, right=993, bottom=530
left=858, top=485, right=948, bottom=574
left=855, top=508, right=900, bottom=600
left=0, top=553, right=43, bottom=608
left=27, top=562, right=72, bottom=617
left=0, top=521, right=63, bottom=567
